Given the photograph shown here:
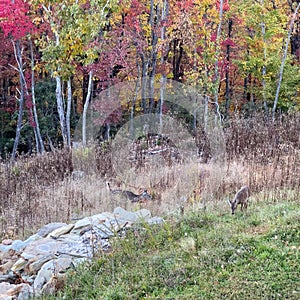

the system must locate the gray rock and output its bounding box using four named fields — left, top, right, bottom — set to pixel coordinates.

left=0, top=282, right=33, bottom=300
left=113, top=207, right=152, bottom=223
left=46, top=224, right=74, bottom=239
left=0, top=207, right=162, bottom=299
left=71, top=212, right=114, bottom=234
left=37, top=223, right=67, bottom=238
left=23, top=234, right=41, bottom=247
left=10, top=240, right=26, bottom=252
left=11, top=257, right=28, bottom=272
left=33, top=257, right=72, bottom=293
left=113, top=207, right=138, bottom=223
left=135, top=209, right=152, bottom=221
left=147, top=216, right=165, bottom=225
left=27, top=254, right=55, bottom=275
left=17, top=283, right=33, bottom=300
